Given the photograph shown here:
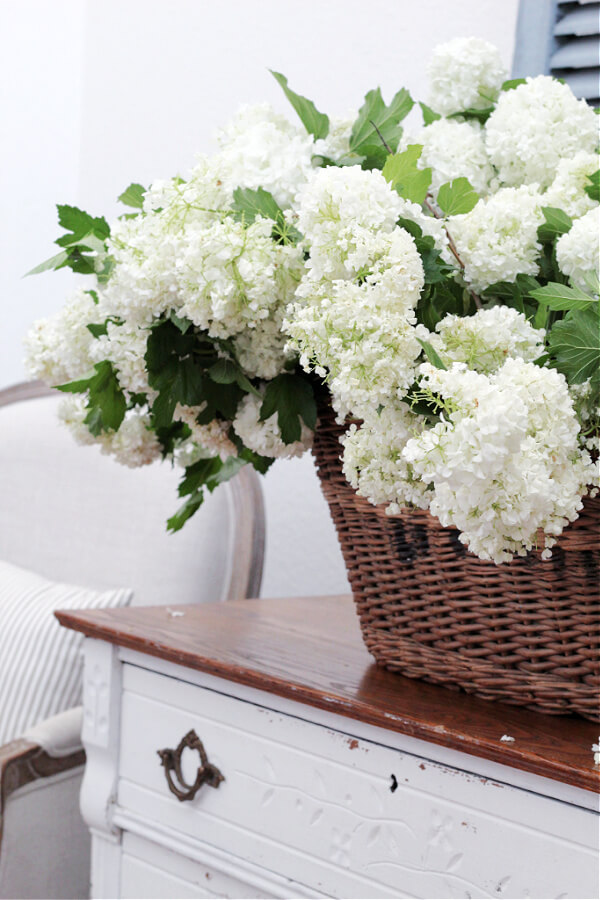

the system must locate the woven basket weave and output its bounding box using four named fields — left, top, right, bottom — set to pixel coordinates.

left=313, top=402, right=600, bottom=721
